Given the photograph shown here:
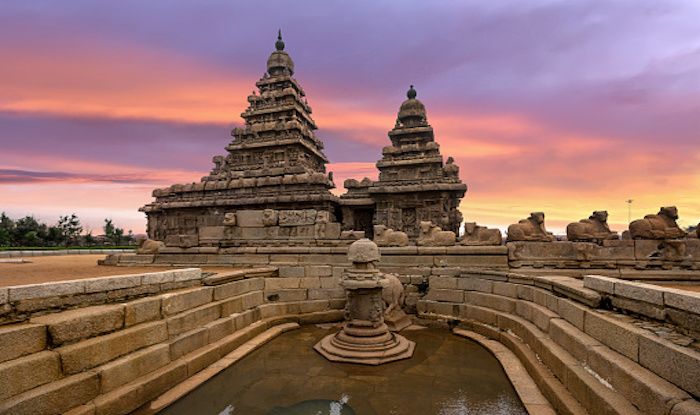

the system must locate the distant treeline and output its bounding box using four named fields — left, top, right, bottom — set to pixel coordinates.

left=0, top=213, right=137, bottom=247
